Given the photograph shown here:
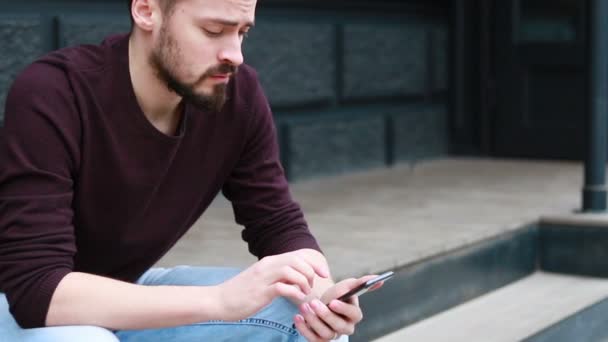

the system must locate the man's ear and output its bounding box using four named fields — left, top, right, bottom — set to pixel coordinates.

left=131, top=0, right=159, bottom=32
